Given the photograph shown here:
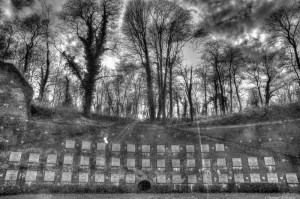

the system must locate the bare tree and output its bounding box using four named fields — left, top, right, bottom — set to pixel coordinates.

left=60, top=0, right=121, bottom=116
